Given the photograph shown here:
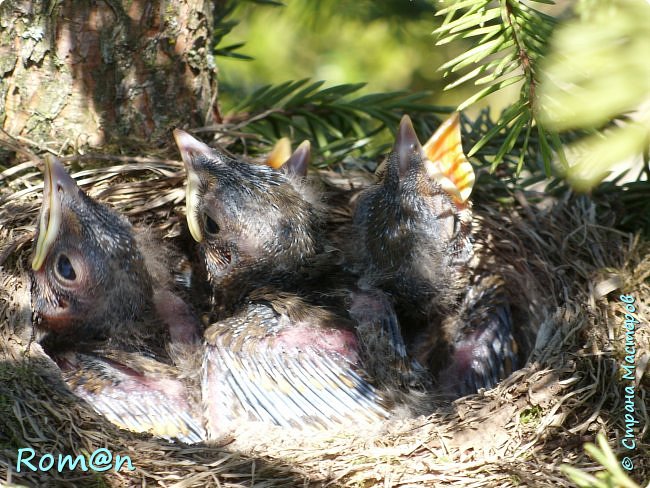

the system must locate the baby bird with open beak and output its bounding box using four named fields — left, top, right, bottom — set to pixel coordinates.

left=352, top=114, right=520, bottom=396
left=30, top=156, right=205, bottom=443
